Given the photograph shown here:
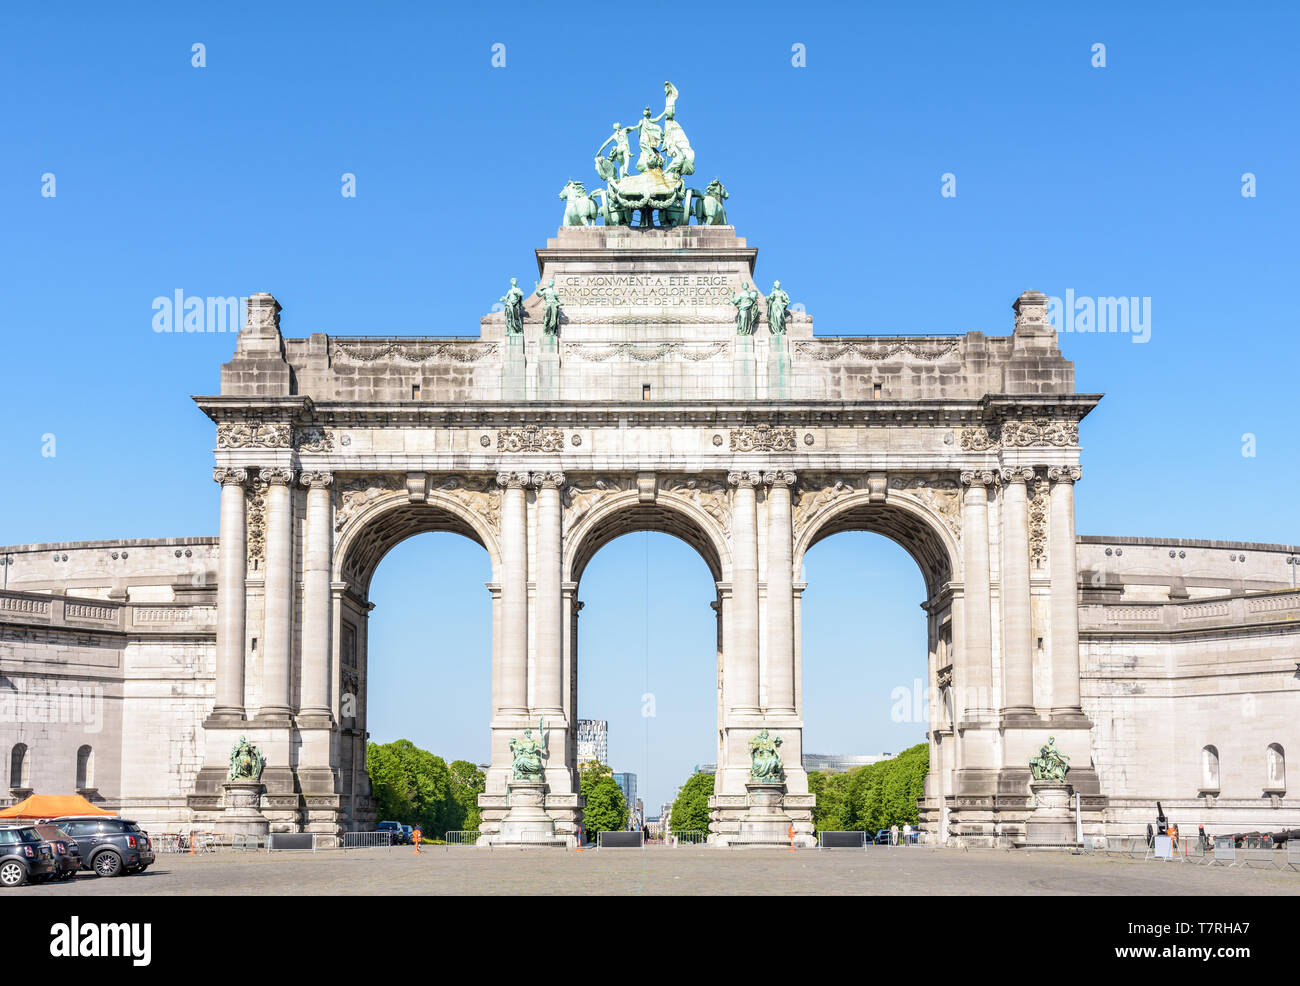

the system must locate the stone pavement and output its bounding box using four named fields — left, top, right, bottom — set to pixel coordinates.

left=18, top=846, right=1300, bottom=896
